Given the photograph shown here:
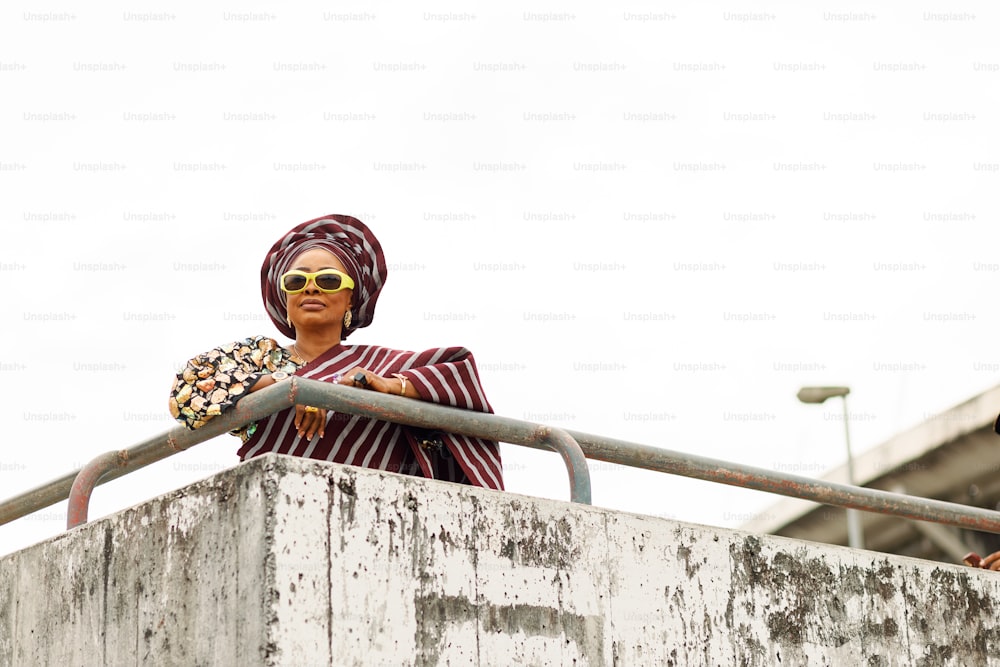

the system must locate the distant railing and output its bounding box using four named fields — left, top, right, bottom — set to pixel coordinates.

left=4, top=377, right=1000, bottom=539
